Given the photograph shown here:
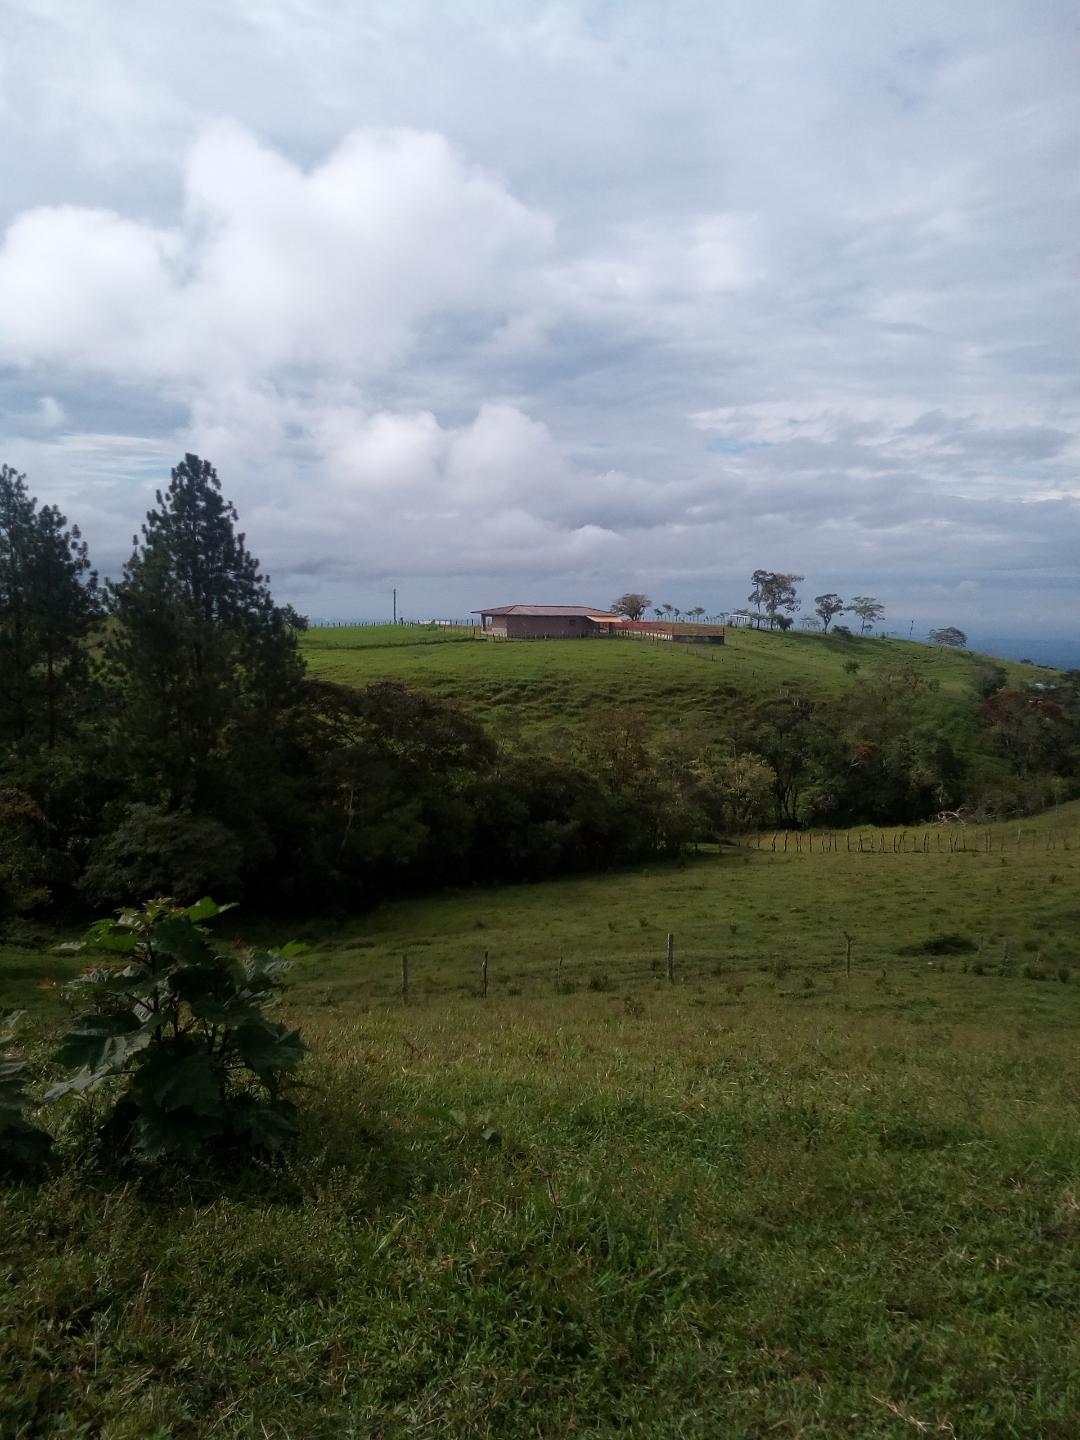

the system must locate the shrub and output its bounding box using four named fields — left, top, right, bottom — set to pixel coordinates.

left=79, top=805, right=245, bottom=908
left=0, top=1015, right=53, bottom=1175
left=0, top=790, right=53, bottom=918
left=47, top=898, right=307, bottom=1162
left=898, top=932, right=976, bottom=956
